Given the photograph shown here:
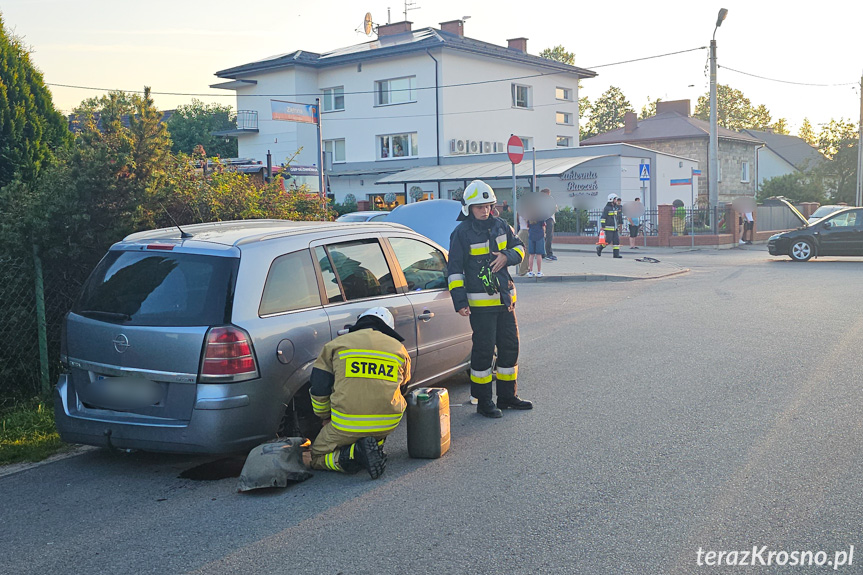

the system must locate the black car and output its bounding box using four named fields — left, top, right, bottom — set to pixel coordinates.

left=768, top=201, right=863, bottom=262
